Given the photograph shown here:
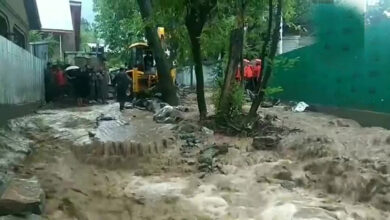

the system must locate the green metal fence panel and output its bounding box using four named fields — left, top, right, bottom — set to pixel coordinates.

left=271, top=2, right=390, bottom=113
